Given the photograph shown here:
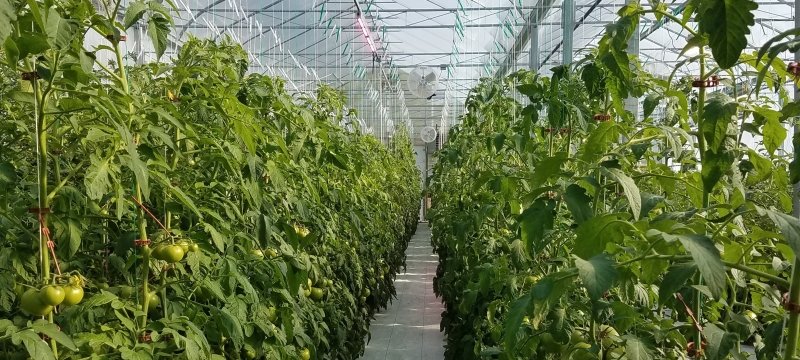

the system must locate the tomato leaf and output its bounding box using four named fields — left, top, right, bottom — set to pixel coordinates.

left=44, top=7, right=78, bottom=50
left=12, top=329, right=55, bottom=360
left=29, top=320, right=77, bottom=350
left=658, top=262, right=697, bottom=304
left=123, top=0, right=148, bottom=29
left=217, top=308, right=244, bottom=349
left=623, top=335, right=654, bottom=360
left=697, top=0, right=757, bottom=68
left=503, top=291, right=533, bottom=352
left=574, top=254, right=617, bottom=300
left=662, top=233, right=726, bottom=298
left=602, top=167, right=641, bottom=220
left=531, top=152, right=567, bottom=188
left=701, top=94, right=737, bottom=153
left=84, top=154, right=114, bottom=201
left=642, top=94, right=661, bottom=119
left=0, top=0, right=16, bottom=44
left=147, top=15, right=171, bottom=59
left=519, top=198, right=556, bottom=255
left=762, top=115, right=787, bottom=157
left=761, top=208, right=800, bottom=258
left=701, top=150, right=734, bottom=195
left=581, top=121, right=617, bottom=163
left=564, top=184, right=593, bottom=225
left=574, top=213, right=626, bottom=259
left=702, top=323, right=737, bottom=360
